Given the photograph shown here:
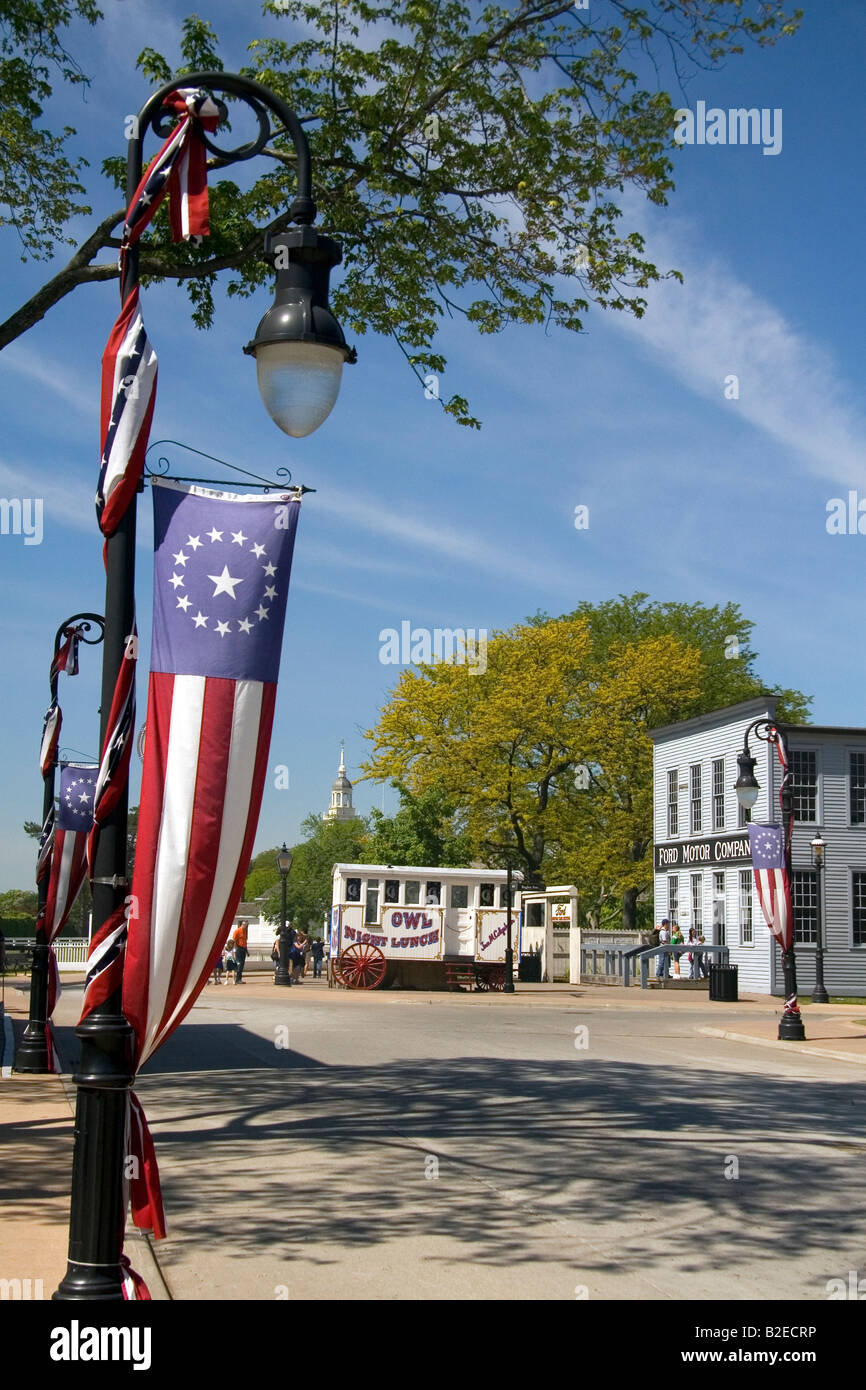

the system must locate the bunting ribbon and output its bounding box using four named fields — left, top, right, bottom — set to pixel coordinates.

left=97, top=89, right=219, bottom=539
